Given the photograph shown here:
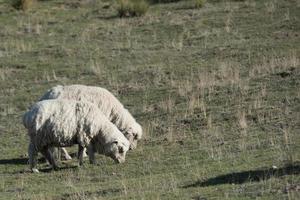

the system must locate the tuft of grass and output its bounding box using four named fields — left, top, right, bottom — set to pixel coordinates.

left=0, top=0, right=299, bottom=199
left=12, top=0, right=36, bottom=11
left=149, top=0, right=181, bottom=3
left=117, top=0, right=149, bottom=17
left=194, top=0, right=206, bottom=8
left=237, top=110, right=248, bottom=130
